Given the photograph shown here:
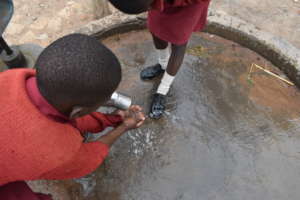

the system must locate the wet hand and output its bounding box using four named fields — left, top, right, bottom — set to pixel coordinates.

left=121, top=105, right=145, bottom=130
left=115, top=106, right=141, bottom=120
